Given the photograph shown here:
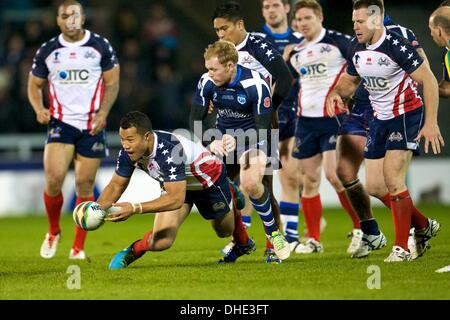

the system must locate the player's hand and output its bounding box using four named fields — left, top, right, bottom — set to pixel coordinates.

left=36, top=108, right=51, bottom=125
left=326, top=92, right=347, bottom=117
left=90, top=111, right=107, bottom=136
left=208, top=101, right=215, bottom=114
left=209, top=139, right=228, bottom=156
left=104, top=202, right=135, bottom=222
left=222, top=134, right=236, bottom=153
left=415, top=122, right=445, bottom=154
